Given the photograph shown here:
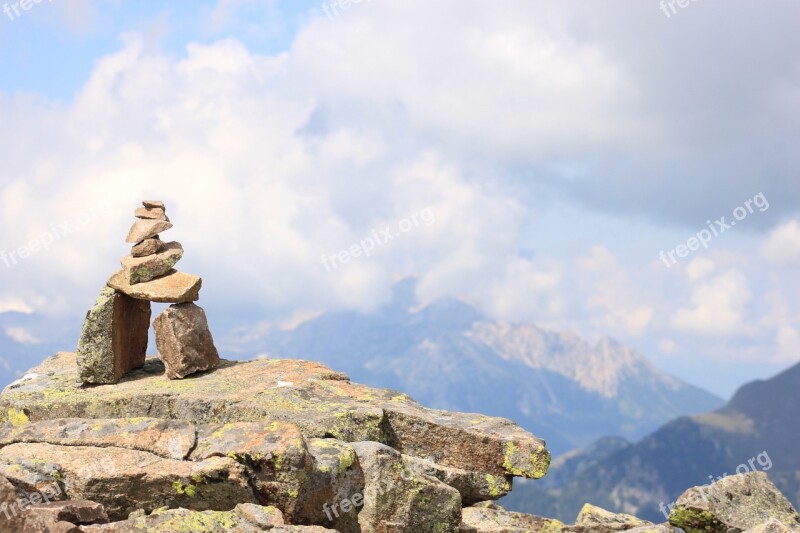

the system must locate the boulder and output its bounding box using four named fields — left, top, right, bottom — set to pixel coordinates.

left=669, top=472, right=800, bottom=532
left=153, top=303, right=220, bottom=379
left=0, top=353, right=551, bottom=483
left=77, top=287, right=150, bottom=385
left=120, top=242, right=184, bottom=284
left=108, top=269, right=201, bottom=304
left=130, top=238, right=162, bottom=258
left=0, top=442, right=255, bottom=521
left=350, top=441, right=462, bottom=533
left=125, top=218, right=172, bottom=243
